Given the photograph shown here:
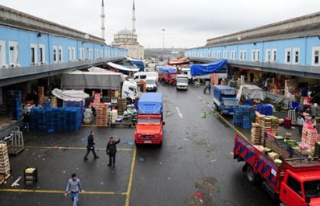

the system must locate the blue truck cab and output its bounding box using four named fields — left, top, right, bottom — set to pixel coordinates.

left=213, top=85, right=239, bottom=115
